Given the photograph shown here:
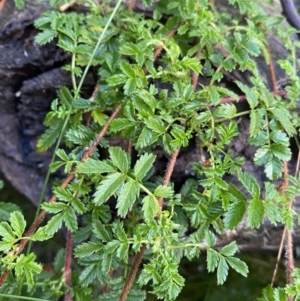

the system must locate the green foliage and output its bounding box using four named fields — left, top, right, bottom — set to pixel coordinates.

left=4, top=0, right=300, bottom=300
